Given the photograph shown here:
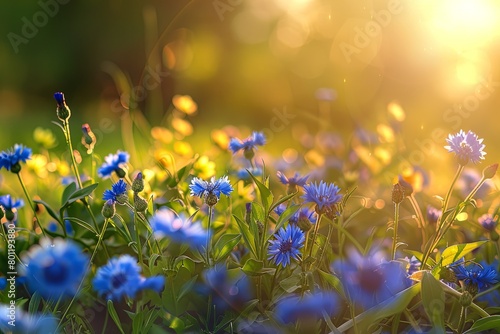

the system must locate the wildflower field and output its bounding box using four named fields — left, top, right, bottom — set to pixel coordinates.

left=2, top=1, right=500, bottom=334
